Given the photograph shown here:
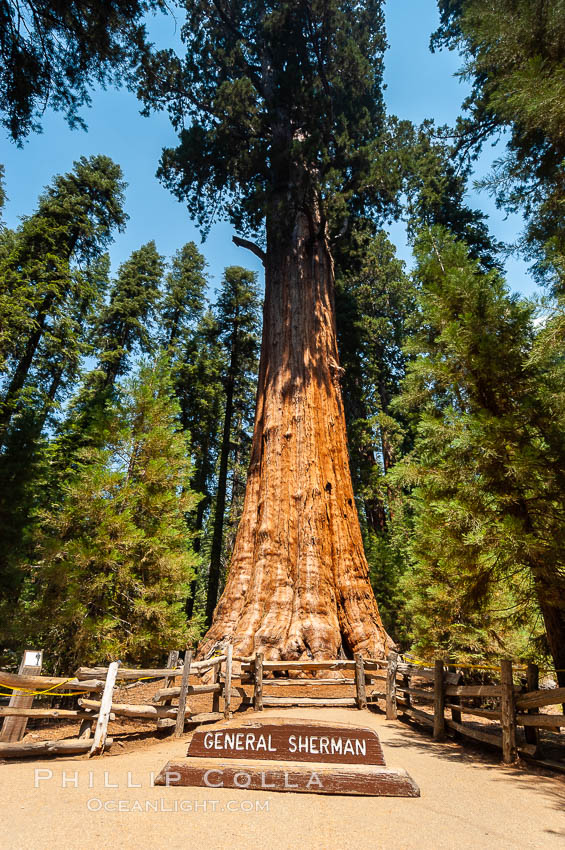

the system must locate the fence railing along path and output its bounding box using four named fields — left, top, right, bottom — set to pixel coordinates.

left=0, top=648, right=563, bottom=767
